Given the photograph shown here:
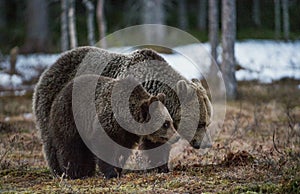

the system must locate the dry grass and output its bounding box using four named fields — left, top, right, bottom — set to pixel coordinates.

left=0, top=80, right=300, bottom=193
